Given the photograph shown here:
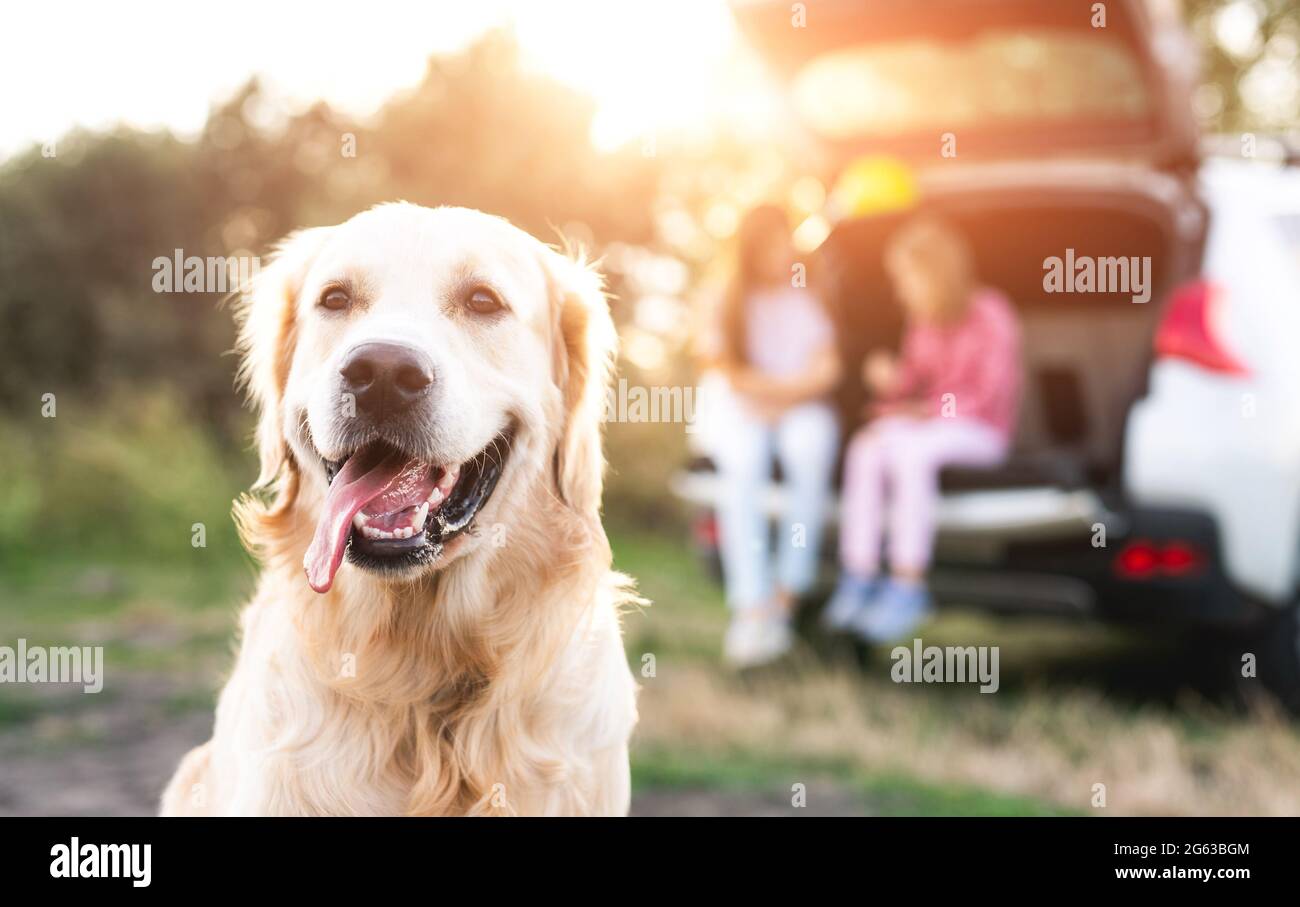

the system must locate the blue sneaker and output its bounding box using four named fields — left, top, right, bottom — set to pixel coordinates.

left=850, top=579, right=933, bottom=643
left=822, top=574, right=880, bottom=631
